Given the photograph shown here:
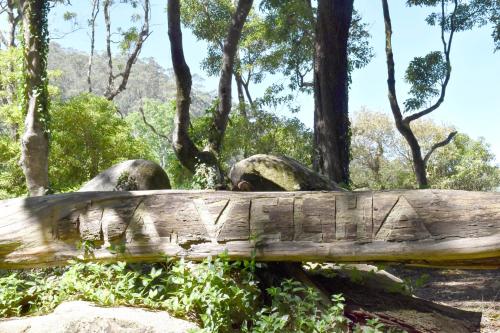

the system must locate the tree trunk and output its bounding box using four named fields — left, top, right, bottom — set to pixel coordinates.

left=234, top=70, right=247, bottom=118
left=381, top=0, right=429, bottom=188
left=5, top=0, right=21, bottom=48
left=19, top=0, right=50, bottom=197
left=207, top=0, right=253, bottom=154
left=87, top=0, right=100, bottom=93
left=167, top=0, right=217, bottom=173
left=0, top=189, right=499, bottom=269
left=313, top=0, right=353, bottom=186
